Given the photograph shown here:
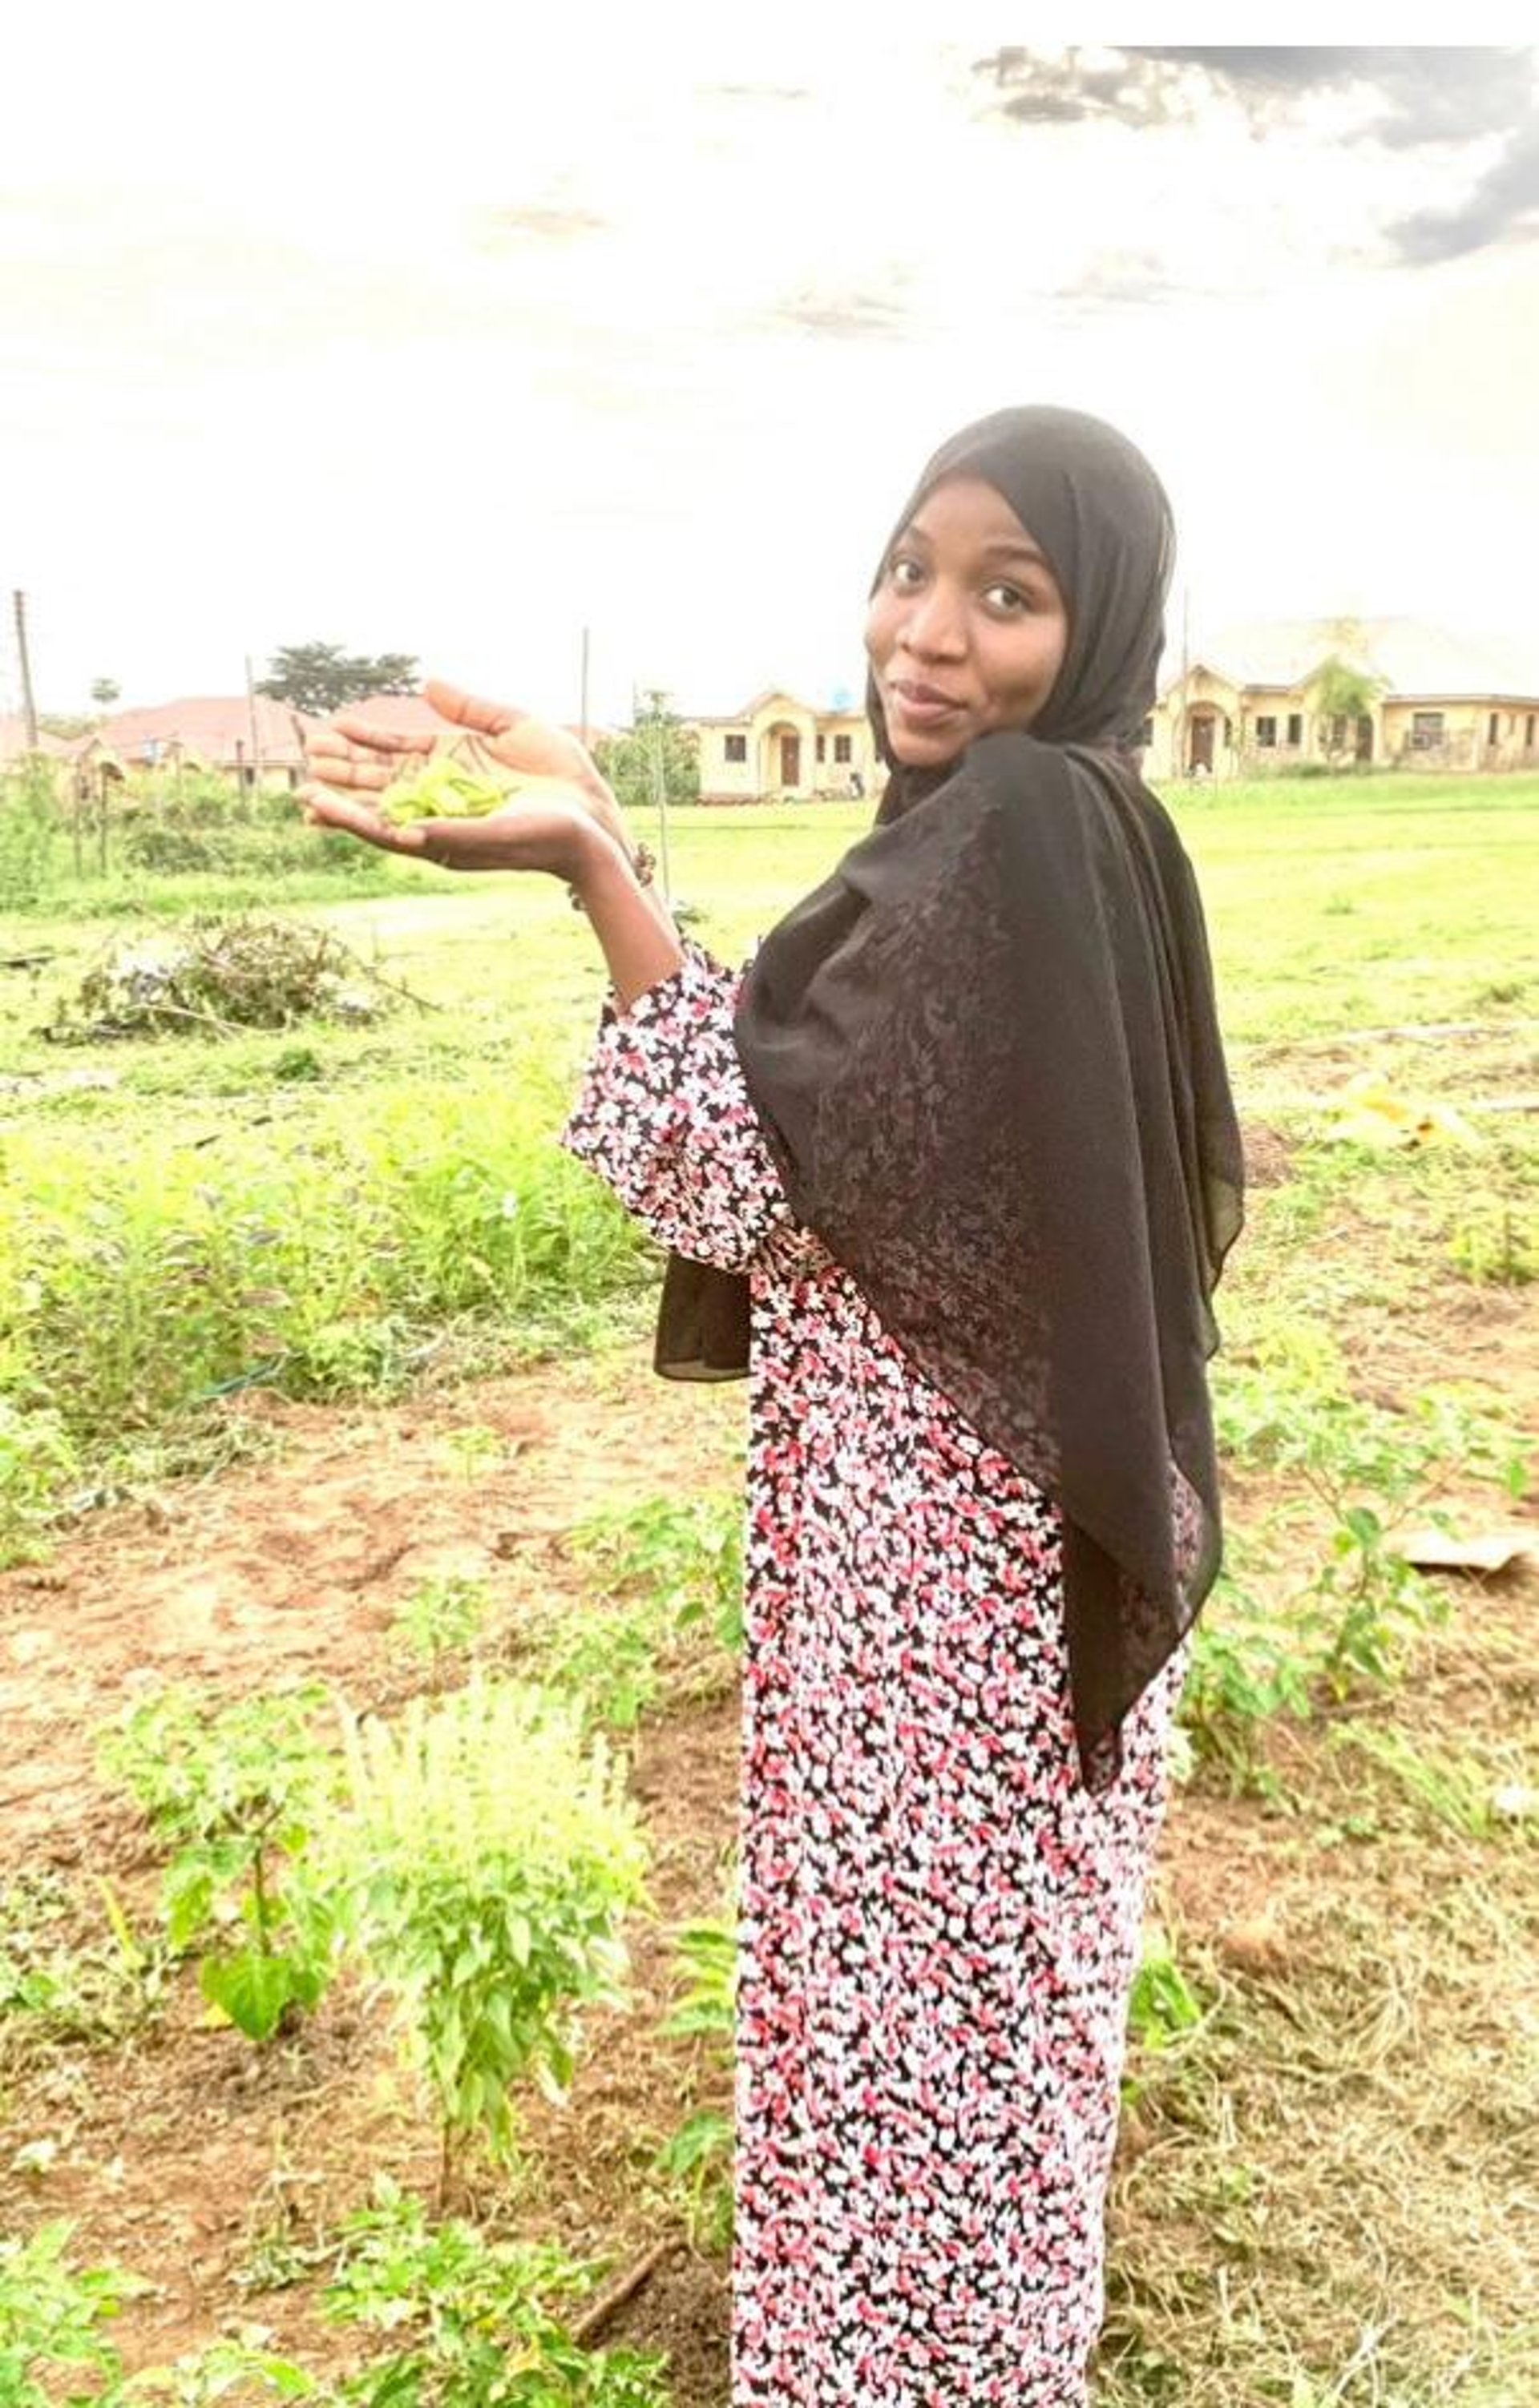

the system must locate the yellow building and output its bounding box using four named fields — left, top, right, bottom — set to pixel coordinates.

left=689, top=688, right=879, bottom=802
left=1145, top=619, right=1539, bottom=780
